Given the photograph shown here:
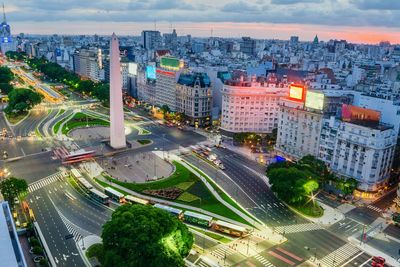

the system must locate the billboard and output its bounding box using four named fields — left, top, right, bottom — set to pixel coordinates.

left=146, top=65, right=156, bottom=80
left=289, top=84, right=305, bottom=102
left=305, top=91, right=324, bottom=110
left=160, top=56, right=183, bottom=71
left=342, top=104, right=381, bottom=123
left=128, top=62, right=138, bottom=75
